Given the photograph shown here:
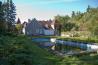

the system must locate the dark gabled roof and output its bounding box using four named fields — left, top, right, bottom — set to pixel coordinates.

left=39, top=20, right=54, bottom=29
